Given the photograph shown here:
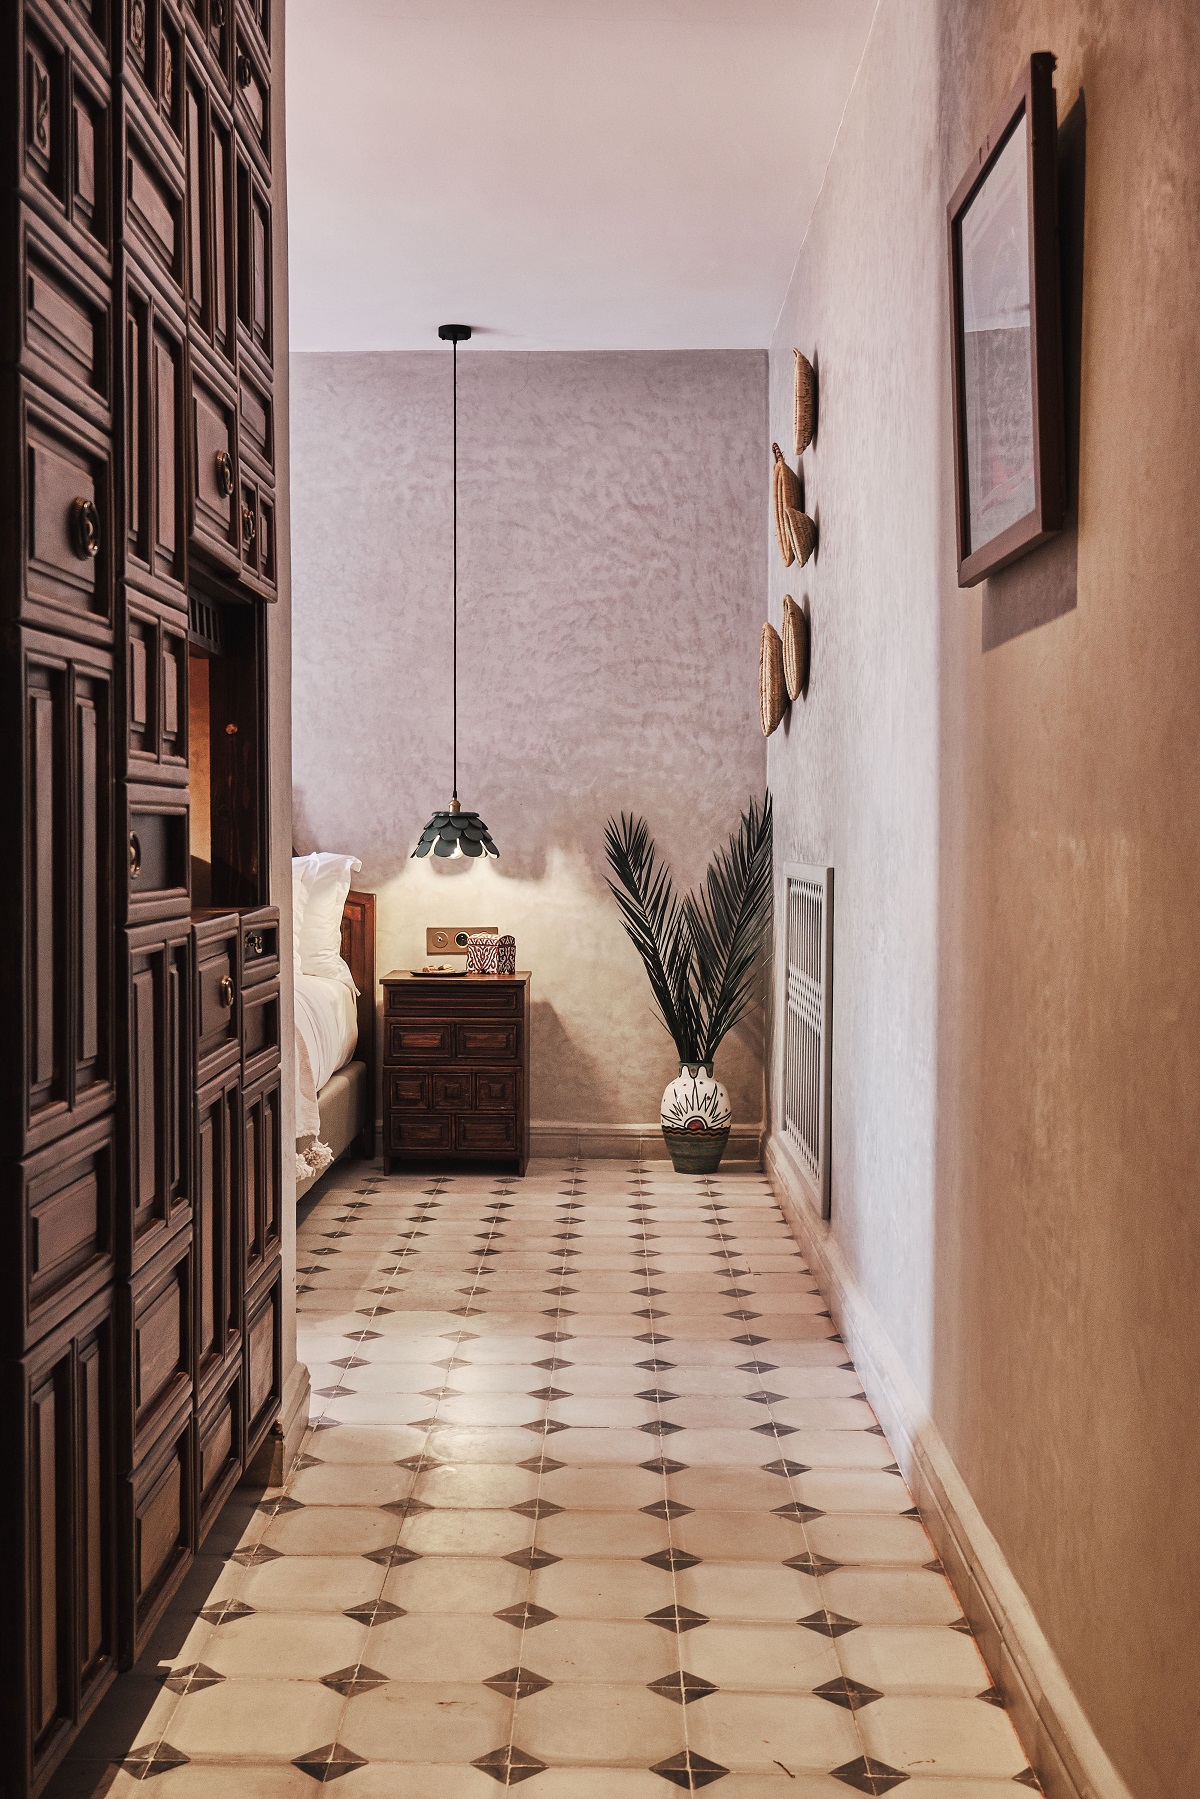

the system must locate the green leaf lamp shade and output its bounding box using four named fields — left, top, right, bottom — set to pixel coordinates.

left=413, top=801, right=499, bottom=860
